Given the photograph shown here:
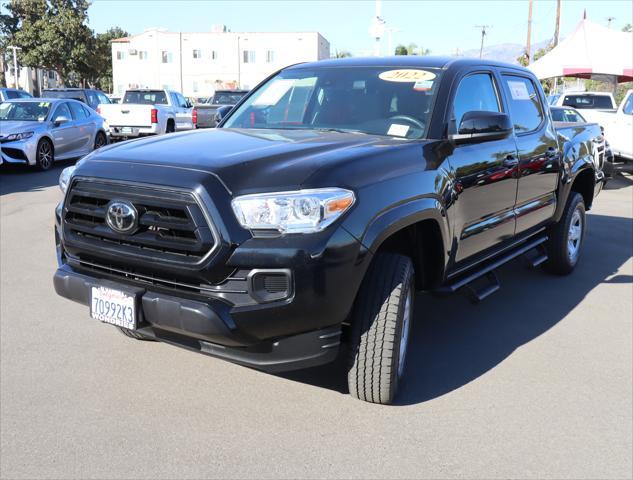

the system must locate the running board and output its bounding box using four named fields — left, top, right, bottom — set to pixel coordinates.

left=436, top=236, right=548, bottom=302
